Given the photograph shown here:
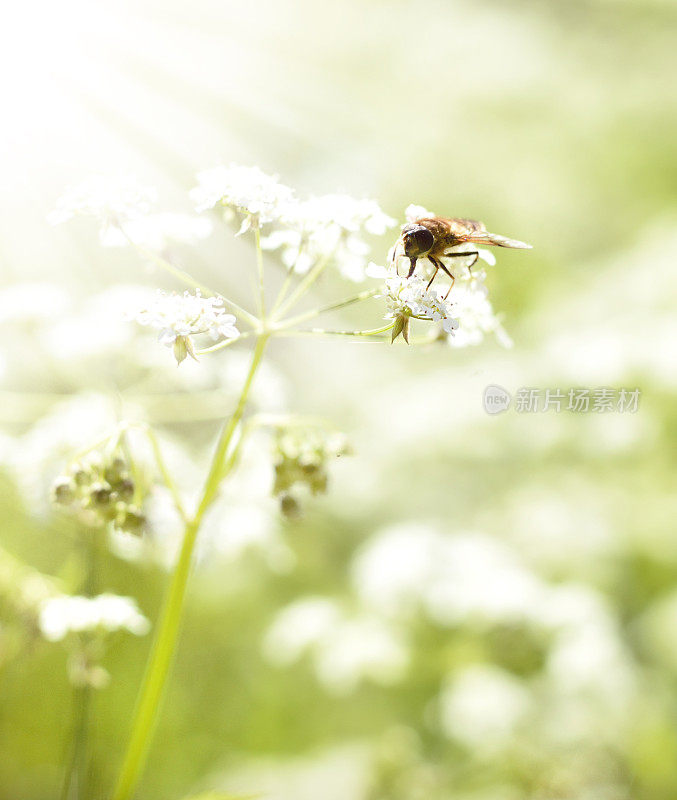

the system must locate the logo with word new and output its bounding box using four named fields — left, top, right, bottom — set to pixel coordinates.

left=483, top=384, right=512, bottom=415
